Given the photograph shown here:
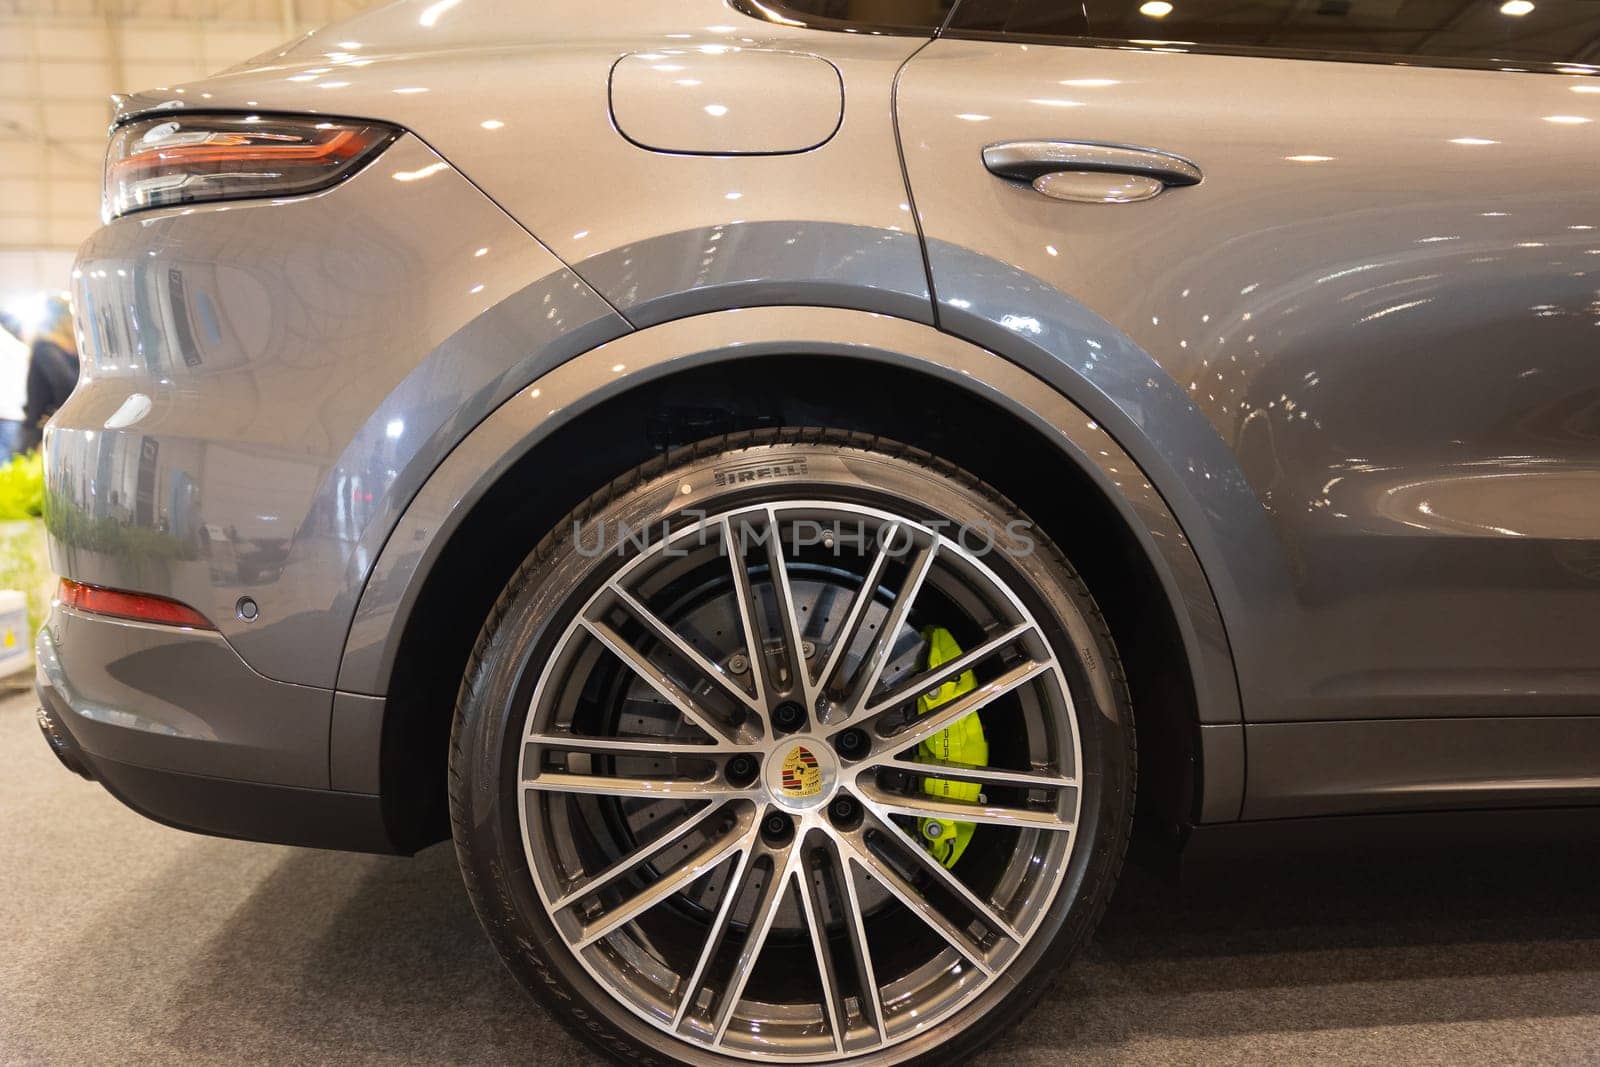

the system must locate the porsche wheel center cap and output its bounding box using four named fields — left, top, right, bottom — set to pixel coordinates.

left=767, top=740, right=837, bottom=811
